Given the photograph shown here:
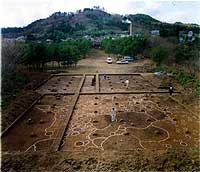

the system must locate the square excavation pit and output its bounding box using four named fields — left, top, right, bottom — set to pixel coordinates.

left=99, top=74, right=158, bottom=92
left=81, top=75, right=96, bottom=93
left=60, top=94, right=199, bottom=152
left=36, top=75, right=82, bottom=94
left=2, top=95, right=74, bottom=152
